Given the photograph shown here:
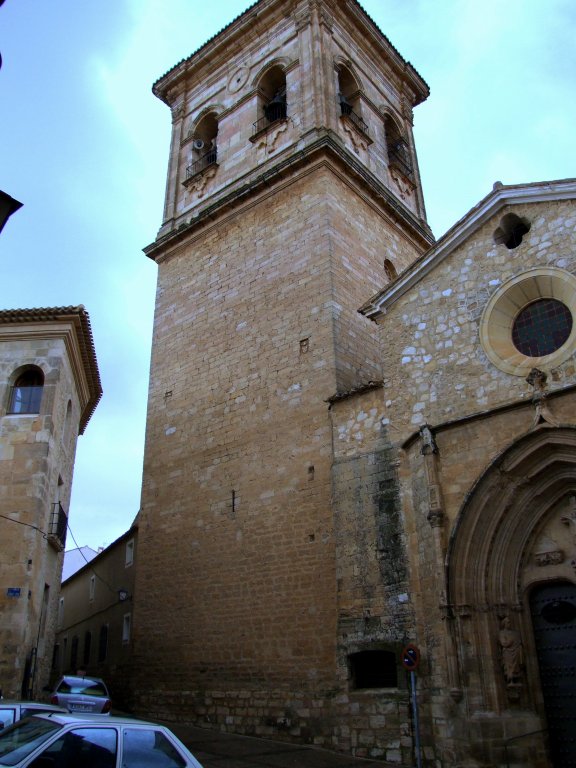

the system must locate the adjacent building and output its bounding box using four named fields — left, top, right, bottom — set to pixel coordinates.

left=55, top=522, right=137, bottom=709
left=131, top=1, right=576, bottom=766
left=0, top=306, right=101, bottom=698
